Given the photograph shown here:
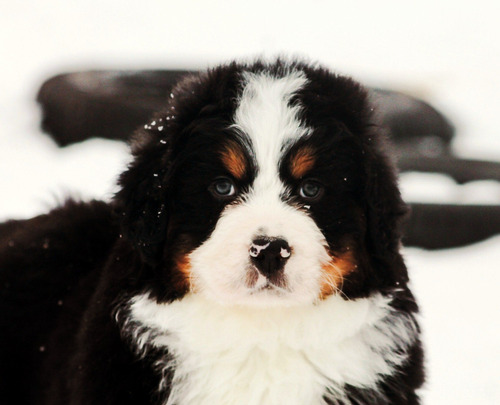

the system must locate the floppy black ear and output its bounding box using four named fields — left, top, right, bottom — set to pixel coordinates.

left=114, top=132, right=172, bottom=265
left=113, top=71, right=213, bottom=265
left=363, top=138, right=409, bottom=285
